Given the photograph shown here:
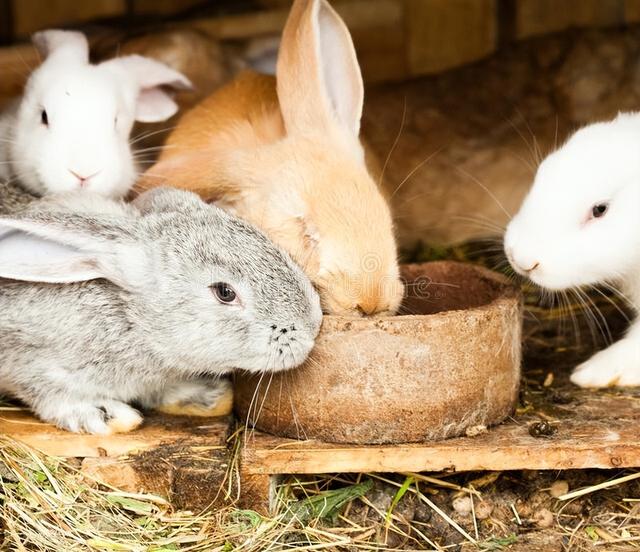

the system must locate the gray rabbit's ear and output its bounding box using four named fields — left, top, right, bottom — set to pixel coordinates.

left=133, top=188, right=208, bottom=215
left=0, top=212, right=146, bottom=289
left=0, top=228, right=100, bottom=283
